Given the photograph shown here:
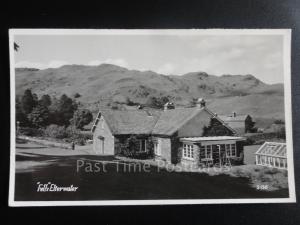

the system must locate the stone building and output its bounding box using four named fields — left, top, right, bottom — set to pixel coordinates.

left=91, top=98, right=245, bottom=167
